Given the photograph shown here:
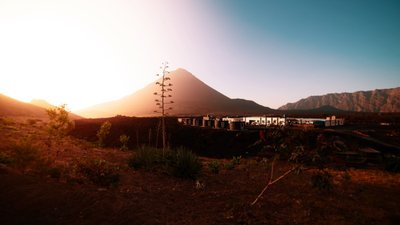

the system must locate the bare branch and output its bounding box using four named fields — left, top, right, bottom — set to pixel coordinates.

left=251, top=165, right=298, bottom=206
